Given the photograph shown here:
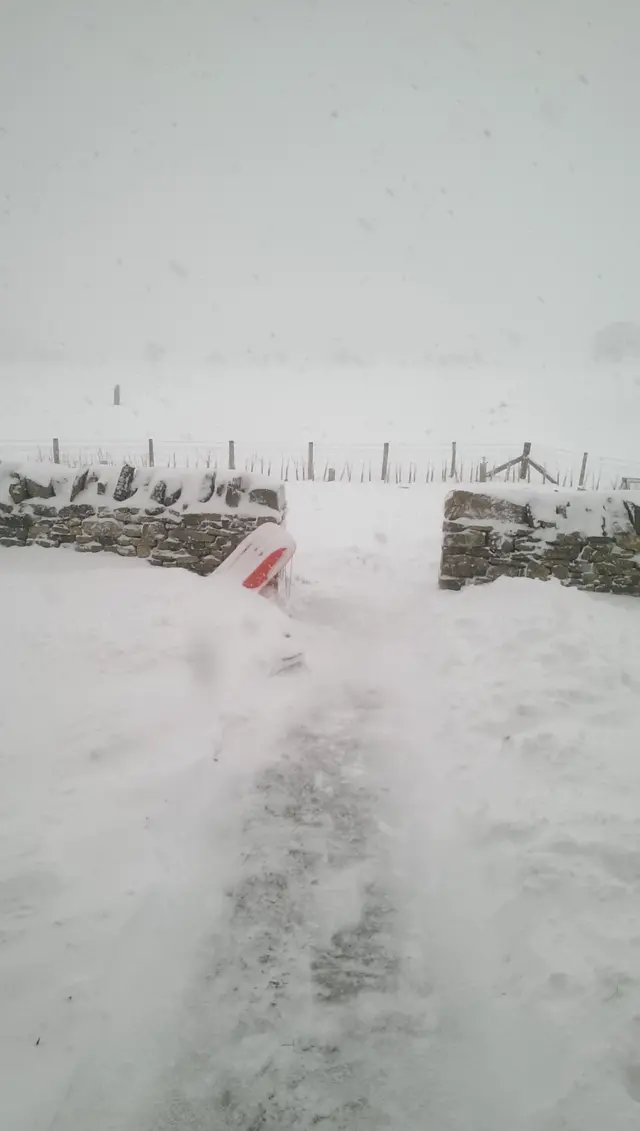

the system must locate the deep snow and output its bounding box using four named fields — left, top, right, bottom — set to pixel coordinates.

left=1, top=483, right=640, bottom=1129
